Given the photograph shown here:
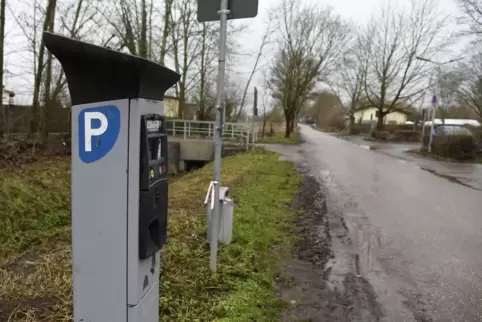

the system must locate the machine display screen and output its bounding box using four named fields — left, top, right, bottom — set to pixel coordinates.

left=146, top=119, right=162, bottom=132
left=148, top=138, right=162, bottom=161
